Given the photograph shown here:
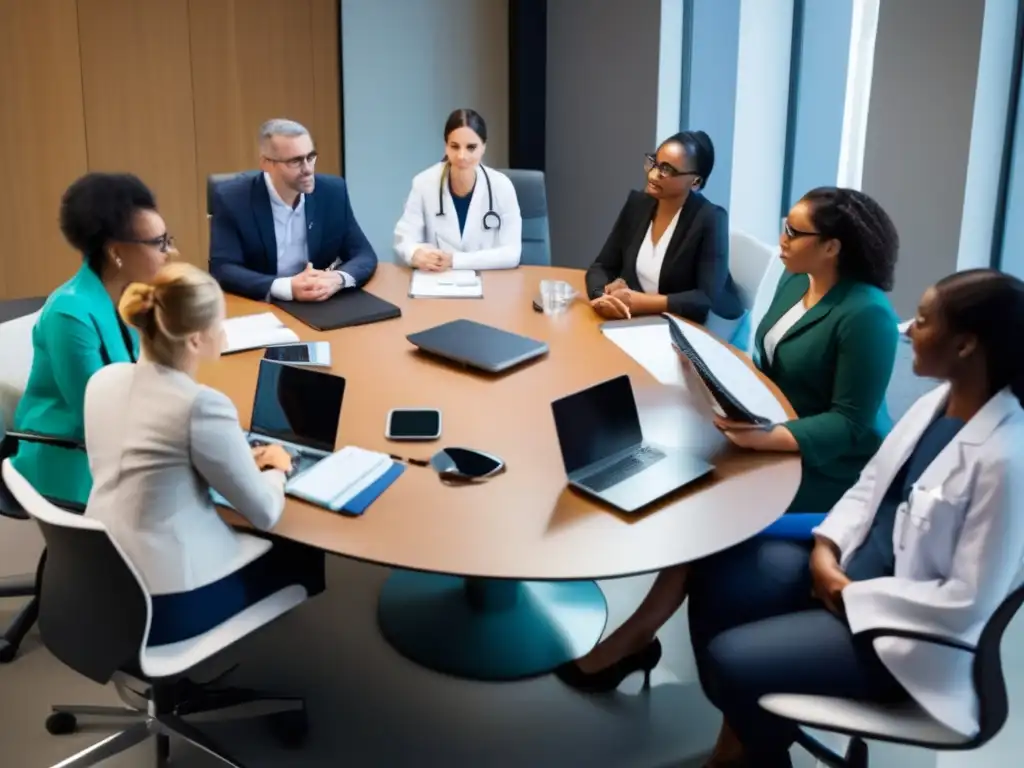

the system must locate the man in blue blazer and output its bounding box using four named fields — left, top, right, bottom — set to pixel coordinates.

left=210, top=118, right=377, bottom=302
